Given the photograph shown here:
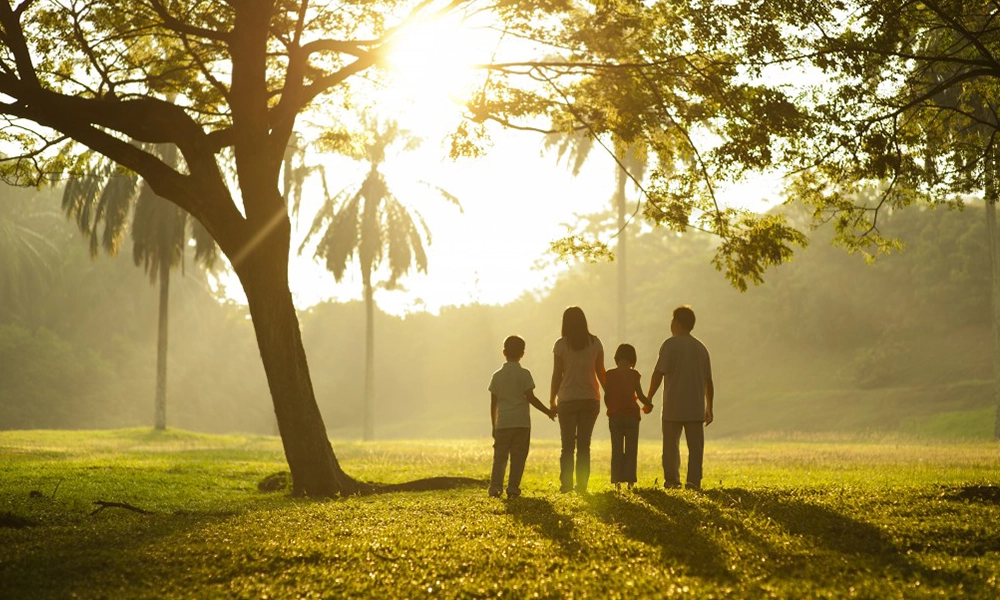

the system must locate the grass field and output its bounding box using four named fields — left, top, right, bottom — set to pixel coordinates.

left=1, top=429, right=998, bottom=599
